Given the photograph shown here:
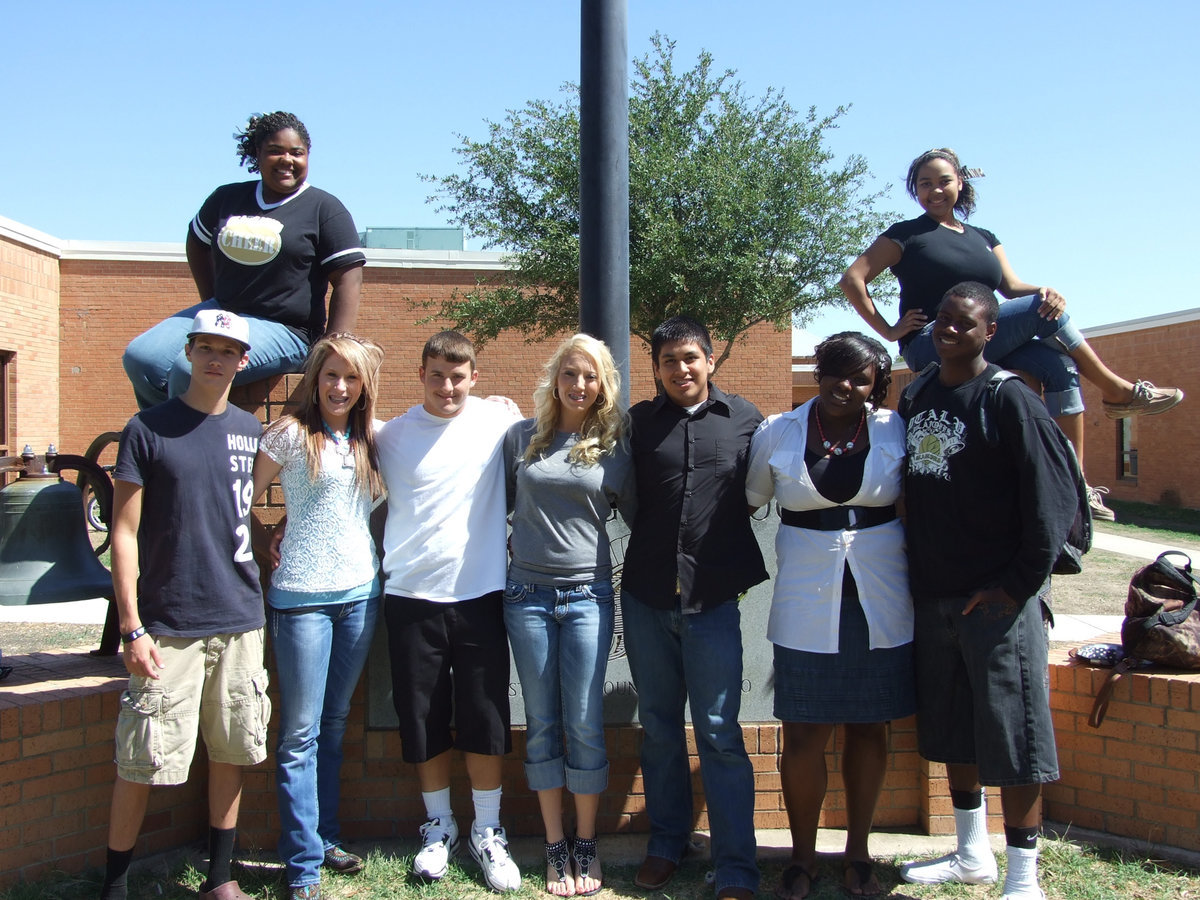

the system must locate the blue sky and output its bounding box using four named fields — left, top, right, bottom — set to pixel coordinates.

left=4, top=1, right=1196, bottom=343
